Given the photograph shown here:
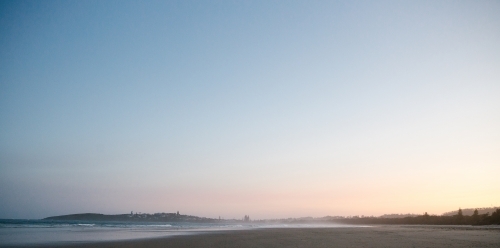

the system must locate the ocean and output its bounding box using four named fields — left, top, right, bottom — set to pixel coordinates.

left=0, top=219, right=367, bottom=246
